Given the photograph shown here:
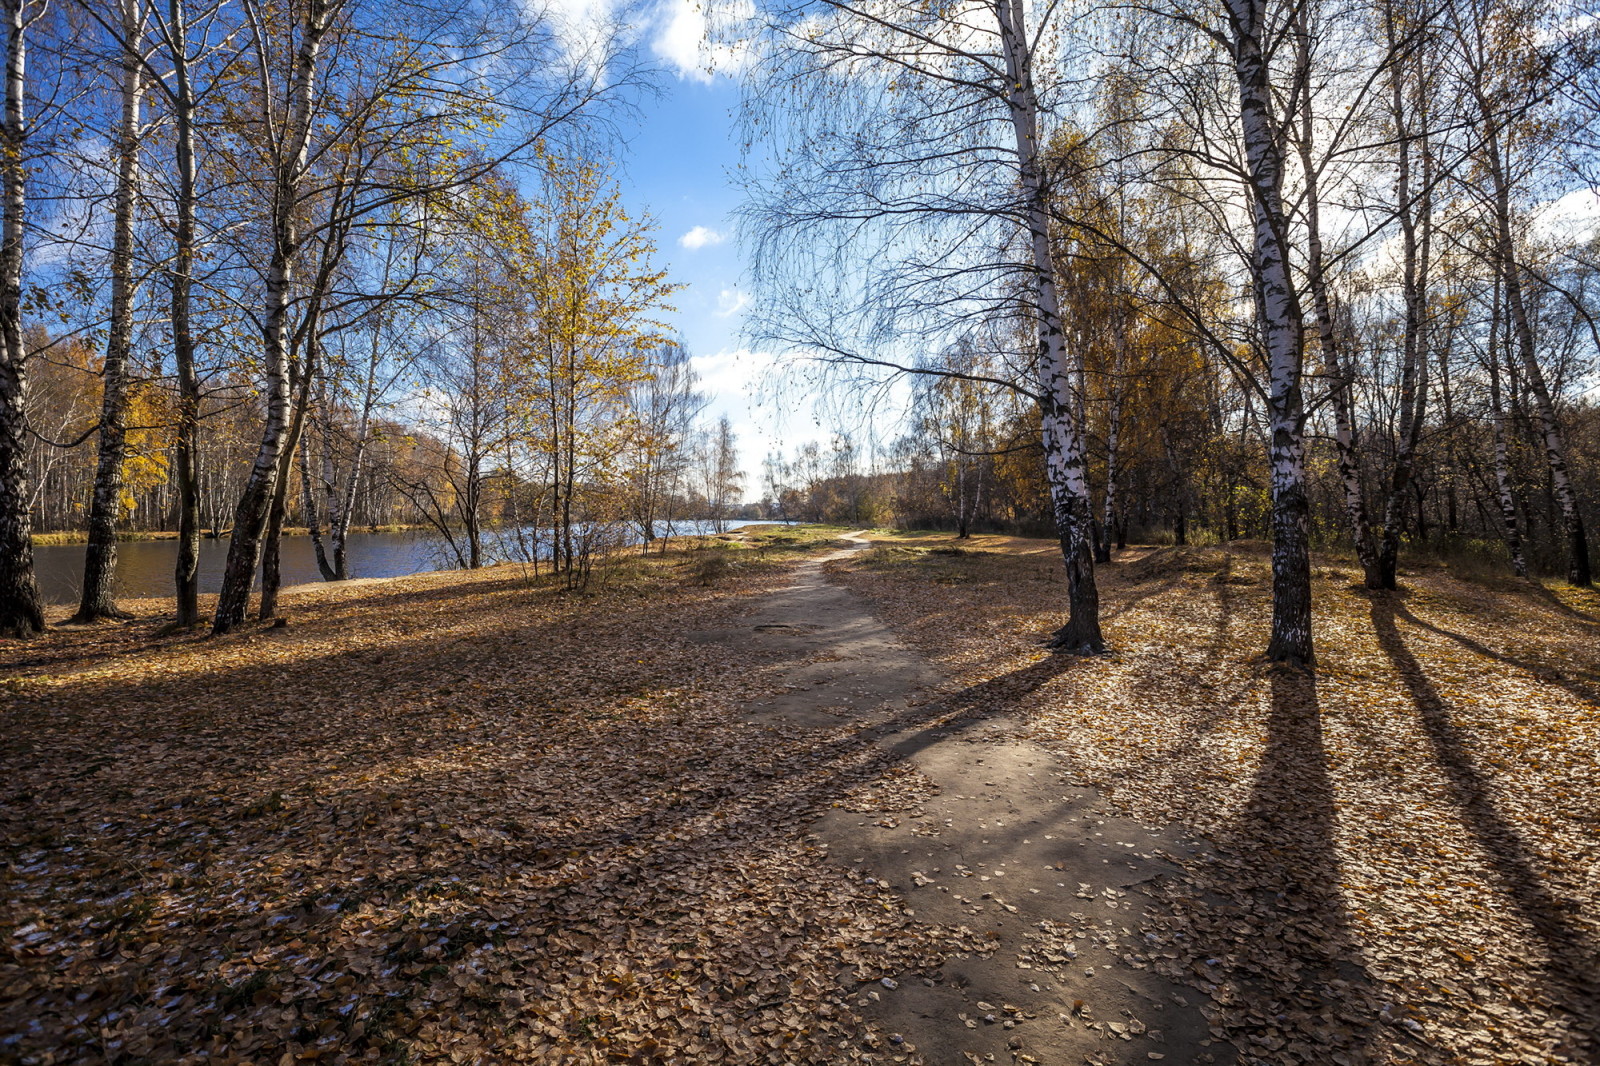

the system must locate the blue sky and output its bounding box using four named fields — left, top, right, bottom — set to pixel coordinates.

left=602, top=17, right=826, bottom=500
